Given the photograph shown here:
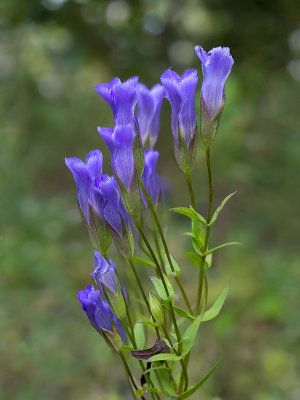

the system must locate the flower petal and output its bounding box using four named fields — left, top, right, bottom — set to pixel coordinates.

left=196, top=46, right=234, bottom=118
left=65, top=157, right=91, bottom=221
